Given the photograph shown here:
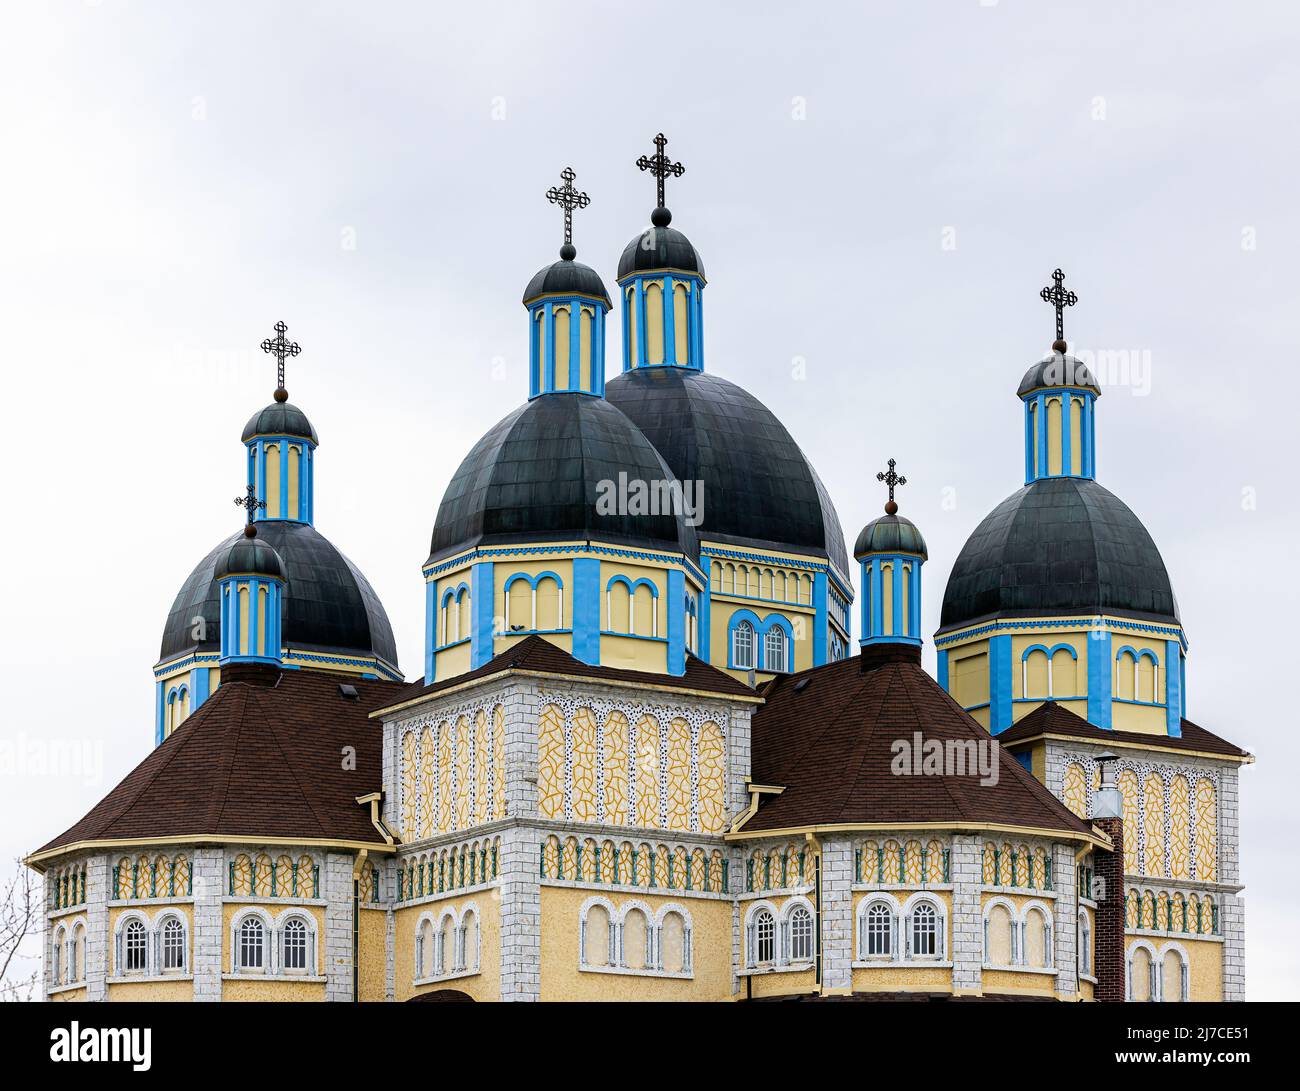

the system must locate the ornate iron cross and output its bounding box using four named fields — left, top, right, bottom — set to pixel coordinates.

left=636, top=132, right=685, bottom=209
left=545, top=167, right=590, bottom=246
left=260, top=320, right=302, bottom=391
left=877, top=458, right=907, bottom=503
left=1039, top=268, right=1078, bottom=347
left=235, top=483, right=266, bottom=525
